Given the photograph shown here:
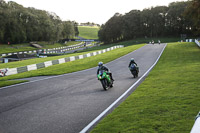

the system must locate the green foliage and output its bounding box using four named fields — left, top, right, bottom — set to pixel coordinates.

left=99, top=13, right=123, bottom=43
left=78, top=26, right=99, bottom=39
left=184, top=0, right=200, bottom=35
left=99, top=1, right=195, bottom=43
left=0, top=0, right=78, bottom=44
left=91, top=42, right=200, bottom=133
left=0, top=80, right=28, bottom=87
